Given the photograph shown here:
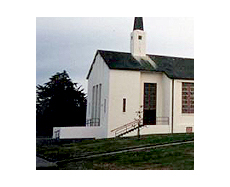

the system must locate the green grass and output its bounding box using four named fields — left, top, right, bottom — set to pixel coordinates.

left=36, top=133, right=194, bottom=169
left=57, top=142, right=194, bottom=170
left=37, top=133, right=193, bottom=160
